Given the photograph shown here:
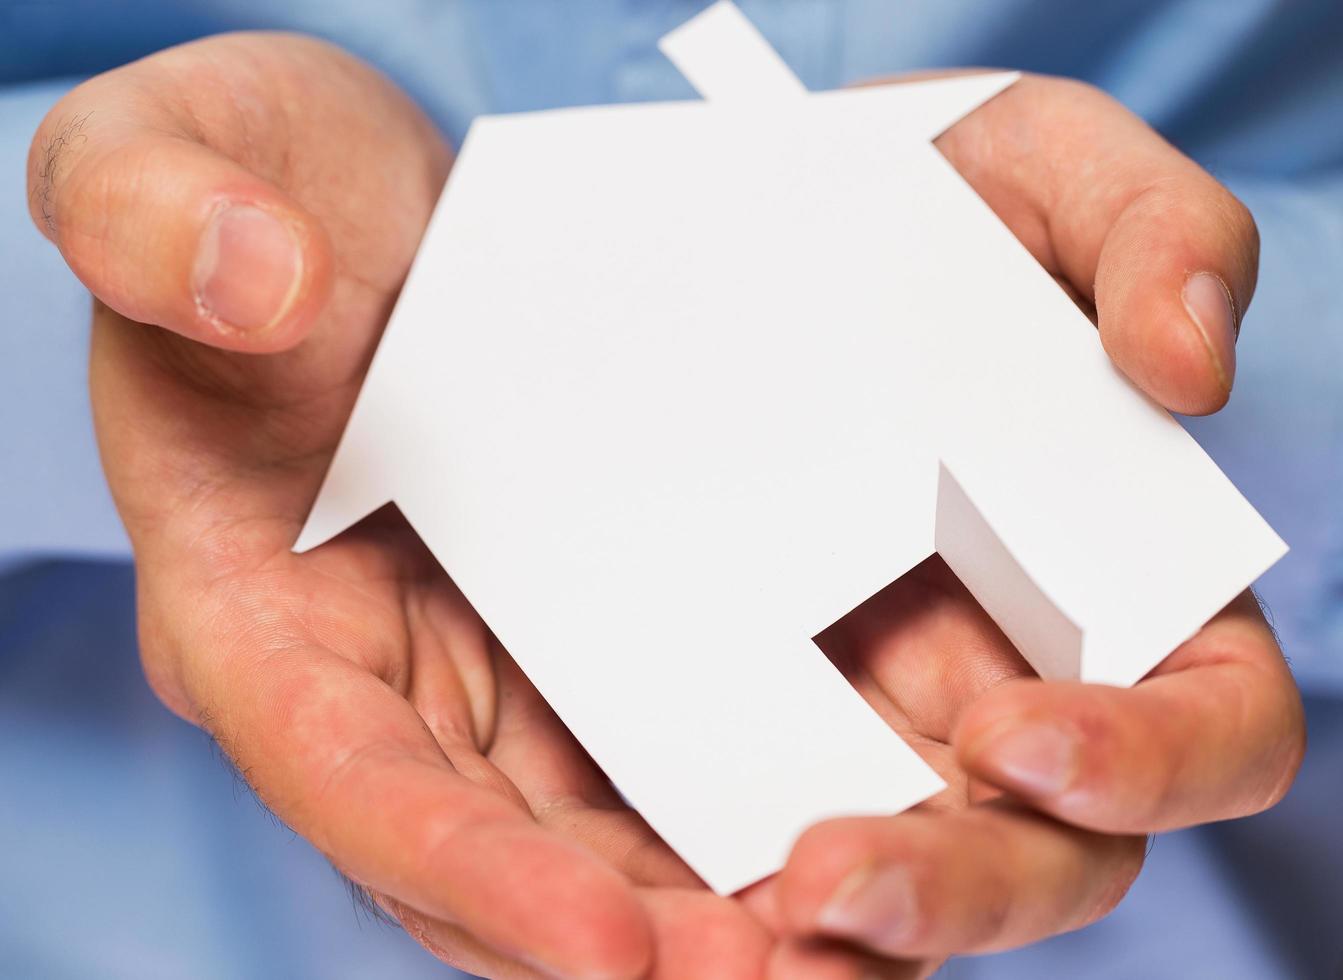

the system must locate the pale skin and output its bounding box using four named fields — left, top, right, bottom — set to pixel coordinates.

left=28, top=34, right=1304, bottom=979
